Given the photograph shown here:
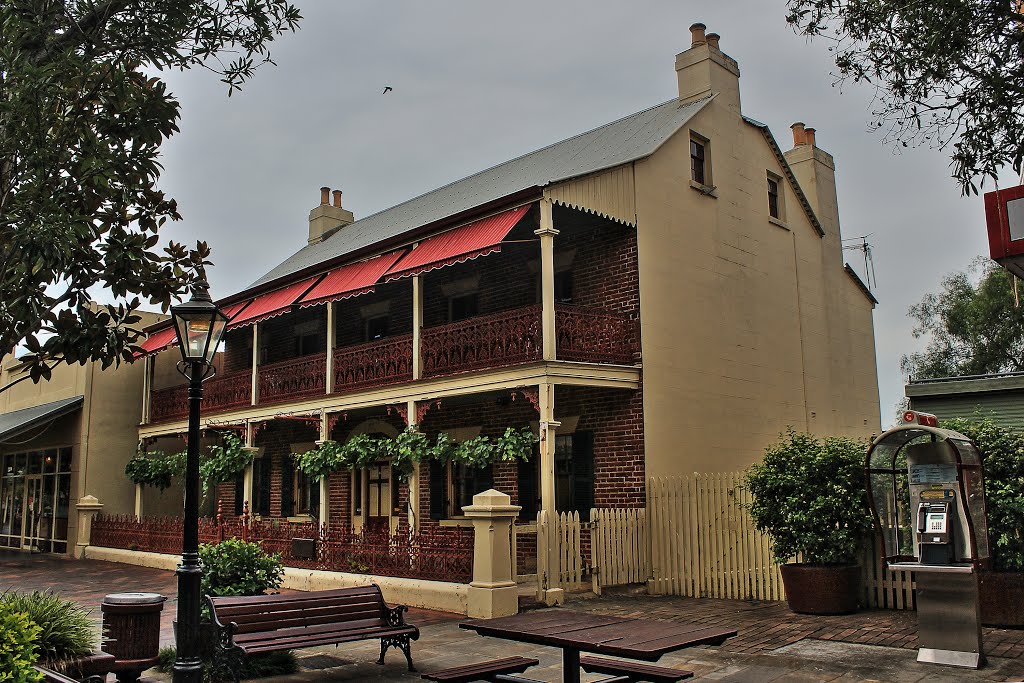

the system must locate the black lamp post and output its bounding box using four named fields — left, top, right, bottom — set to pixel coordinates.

left=170, top=280, right=228, bottom=683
